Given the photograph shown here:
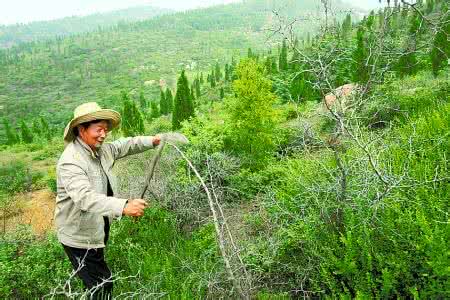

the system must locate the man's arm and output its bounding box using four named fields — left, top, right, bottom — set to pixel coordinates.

left=59, top=162, right=128, bottom=217
left=105, top=136, right=161, bottom=161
